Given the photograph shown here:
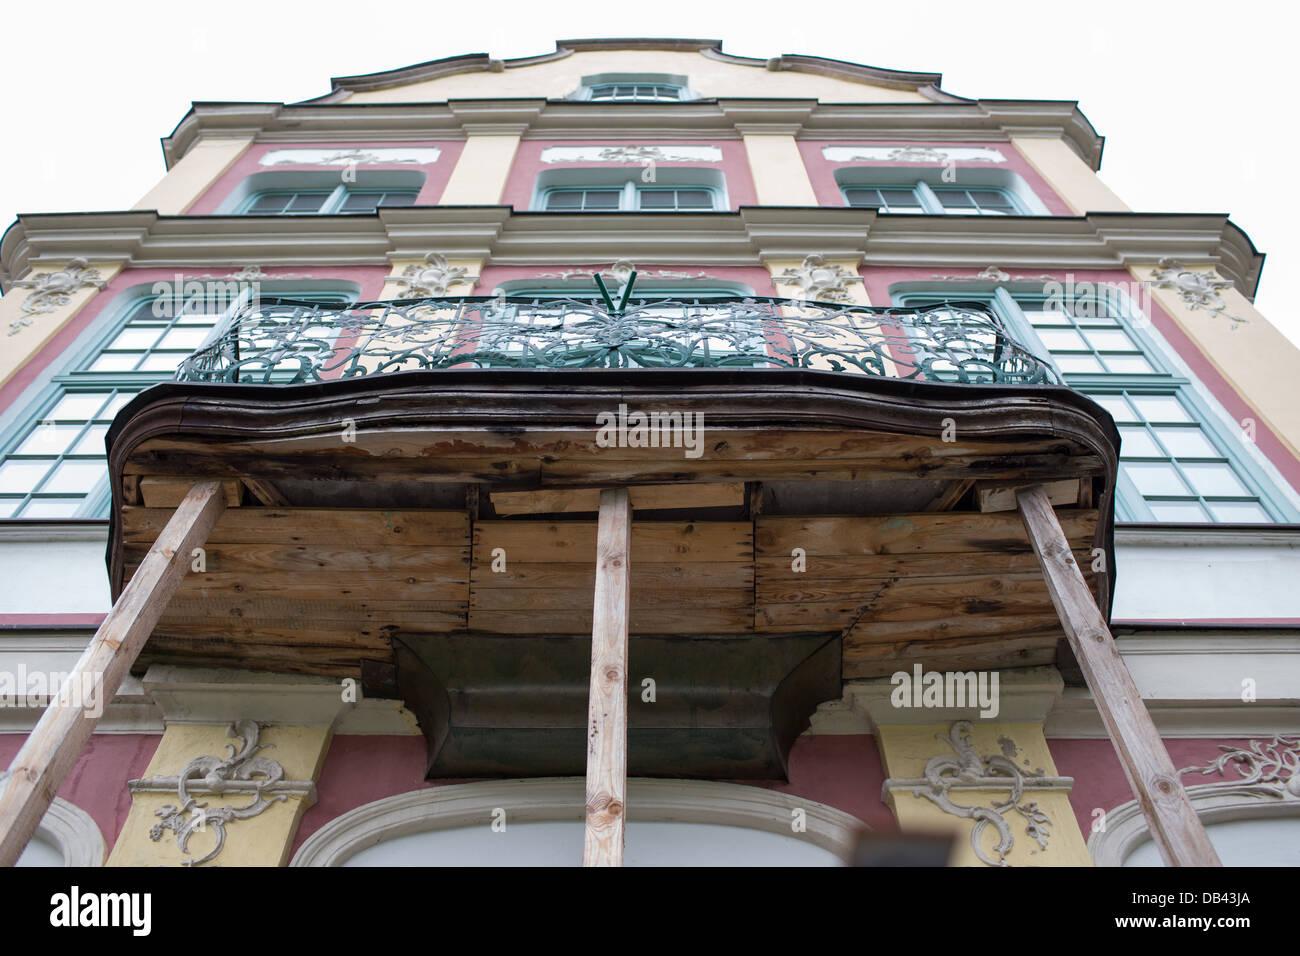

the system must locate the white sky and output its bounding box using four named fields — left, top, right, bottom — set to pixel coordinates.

left=2, top=0, right=1294, bottom=345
